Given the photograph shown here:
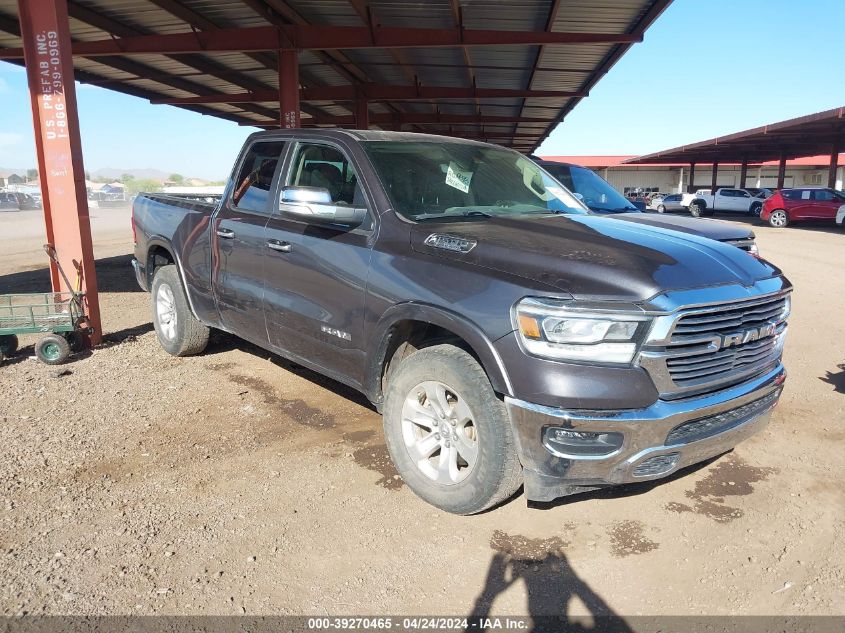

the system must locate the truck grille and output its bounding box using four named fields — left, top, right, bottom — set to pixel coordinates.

left=639, top=293, right=790, bottom=398
left=672, top=294, right=788, bottom=337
